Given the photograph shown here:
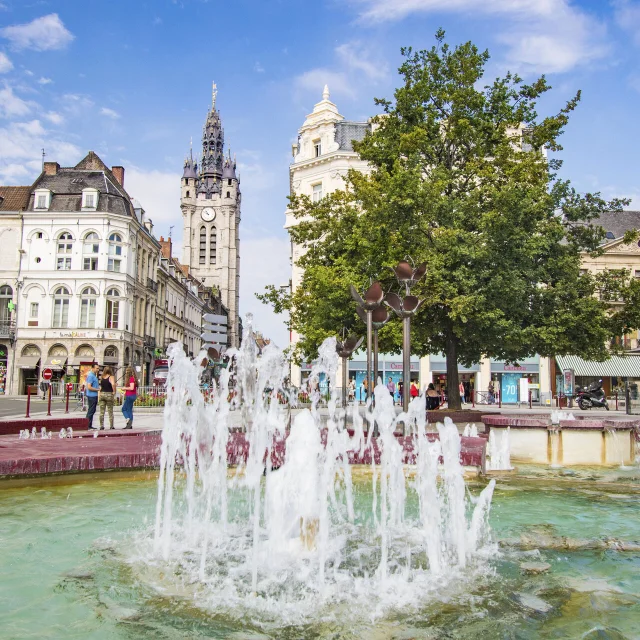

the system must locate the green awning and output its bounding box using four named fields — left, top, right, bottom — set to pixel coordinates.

left=556, top=355, right=640, bottom=378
